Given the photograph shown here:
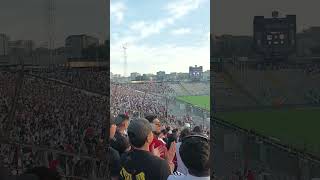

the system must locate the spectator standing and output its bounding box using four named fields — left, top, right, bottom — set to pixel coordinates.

left=145, top=114, right=167, bottom=158
left=108, top=116, right=121, bottom=180
left=111, top=114, right=131, bottom=155
left=176, top=128, right=191, bottom=175
left=167, top=134, right=210, bottom=180
left=120, top=118, right=171, bottom=180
